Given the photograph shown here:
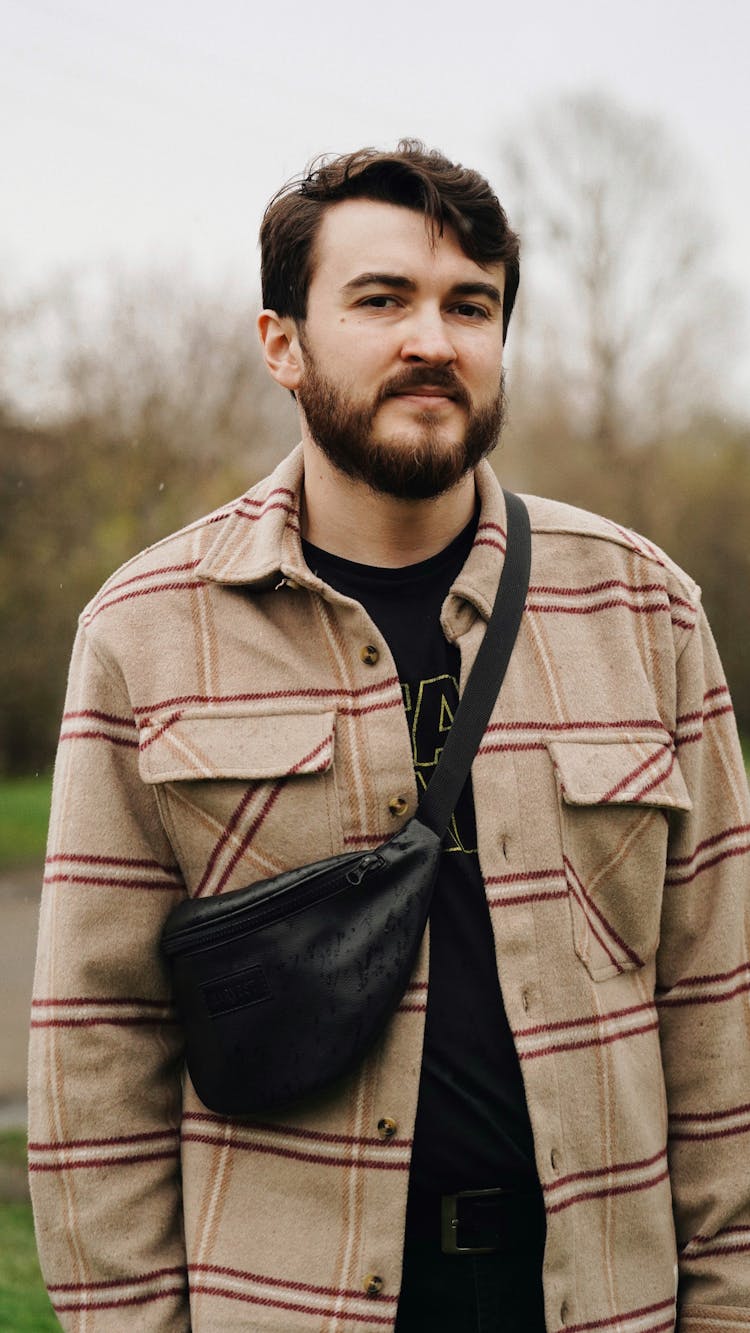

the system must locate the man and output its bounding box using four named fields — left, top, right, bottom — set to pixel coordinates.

left=30, top=142, right=750, bottom=1332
